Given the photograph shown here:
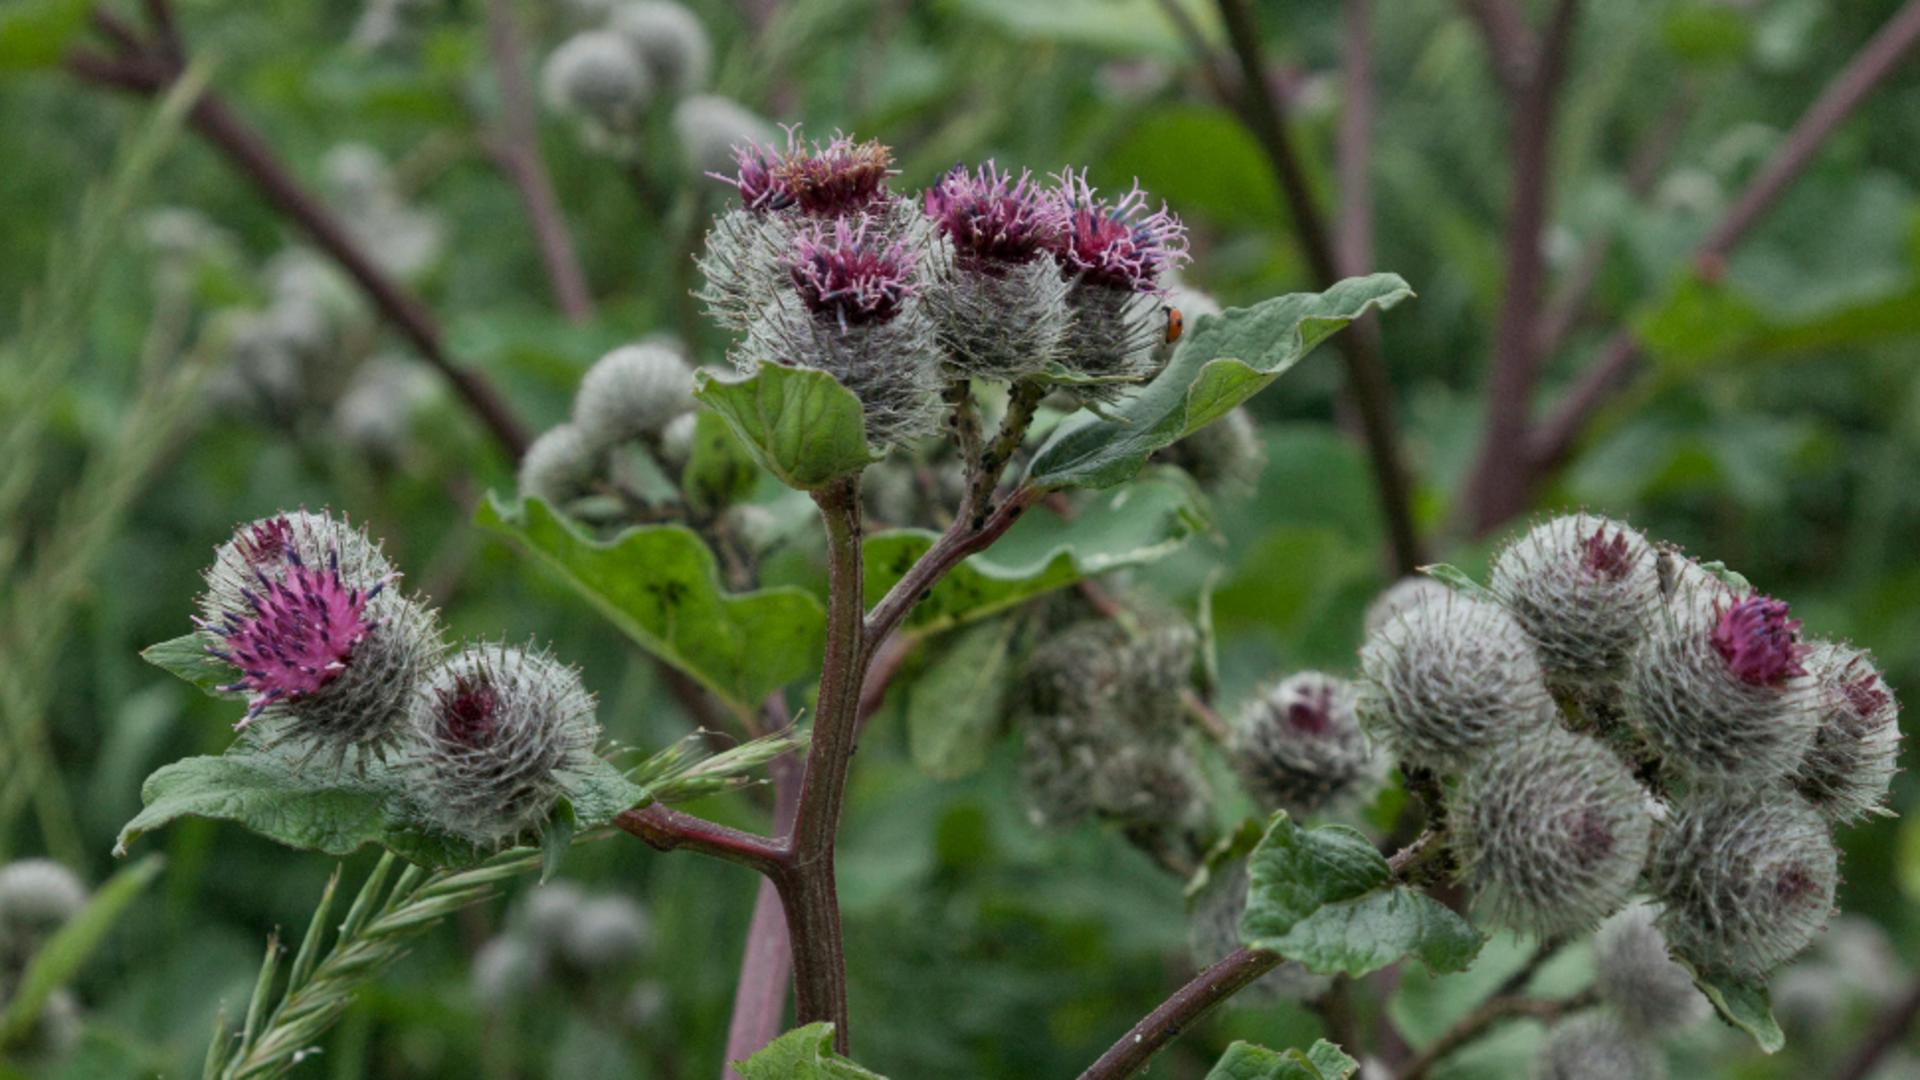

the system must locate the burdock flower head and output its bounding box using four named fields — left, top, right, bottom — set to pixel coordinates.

left=1043, top=170, right=1189, bottom=393
left=773, top=131, right=896, bottom=217
left=921, top=162, right=1071, bottom=381
left=1625, top=575, right=1819, bottom=785
left=196, top=511, right=441, bottom=765
left=410, top=643, right=600, bottom=847
left=740, top=215, right=941, bottom=447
